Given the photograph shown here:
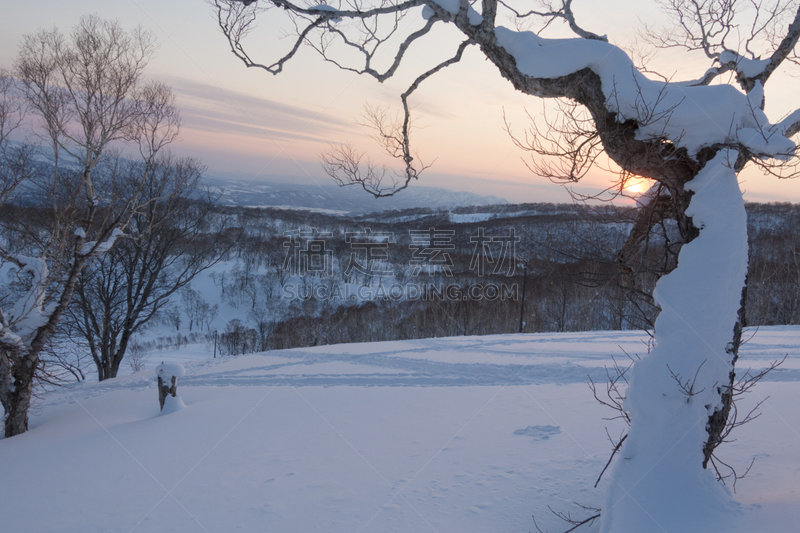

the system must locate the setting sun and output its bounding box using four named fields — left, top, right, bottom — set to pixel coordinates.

left=624, top=178, right=653, bottom=195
